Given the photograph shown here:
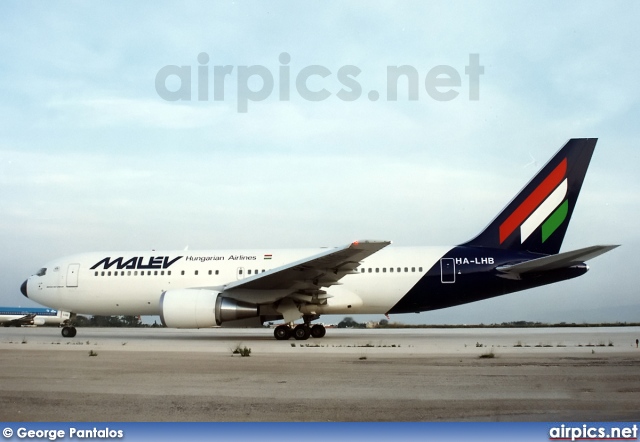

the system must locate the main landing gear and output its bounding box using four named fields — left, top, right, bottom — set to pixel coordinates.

left=273, top=323, right=326, bottom=341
